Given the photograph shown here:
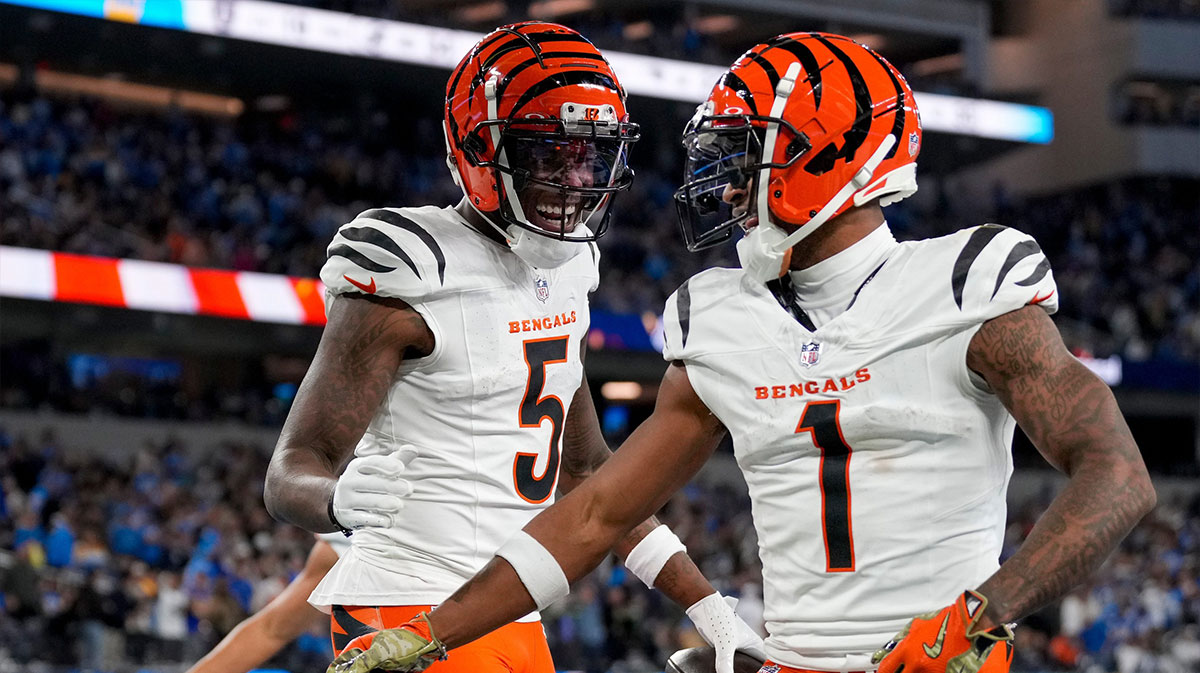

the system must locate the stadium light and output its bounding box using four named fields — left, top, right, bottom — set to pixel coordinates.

left=2, top=0, right=1054, bottom=143
left=600, top=381, right=644, bottom=401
